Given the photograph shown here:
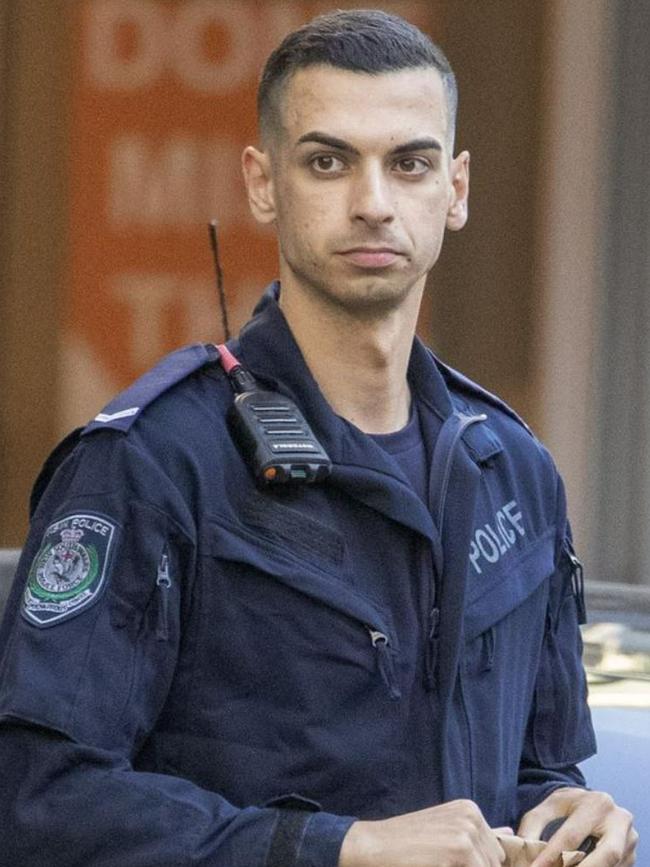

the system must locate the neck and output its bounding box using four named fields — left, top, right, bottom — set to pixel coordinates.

left=279, top=281, right=425, bottom=434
